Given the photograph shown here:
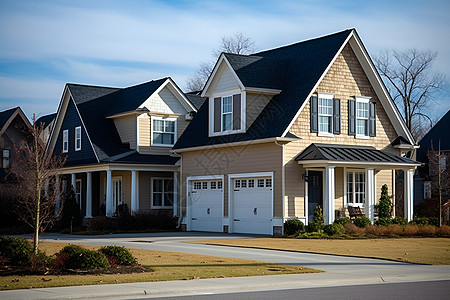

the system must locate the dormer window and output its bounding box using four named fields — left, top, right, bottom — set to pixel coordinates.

left=62, top=129, right=68, bottom=153
left=209, top=91, right=245, bottom=136
left=151, top=116, right=177, bottom=147
left=75, top=126, right=81, bottom=151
